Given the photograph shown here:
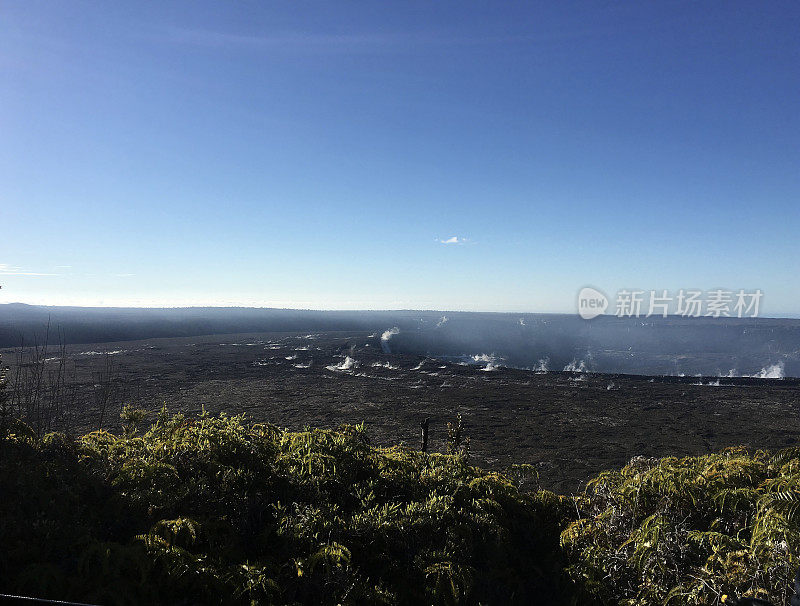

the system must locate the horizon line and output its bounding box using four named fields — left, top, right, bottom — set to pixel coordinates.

left=1, top=301, right=799, bottom=321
